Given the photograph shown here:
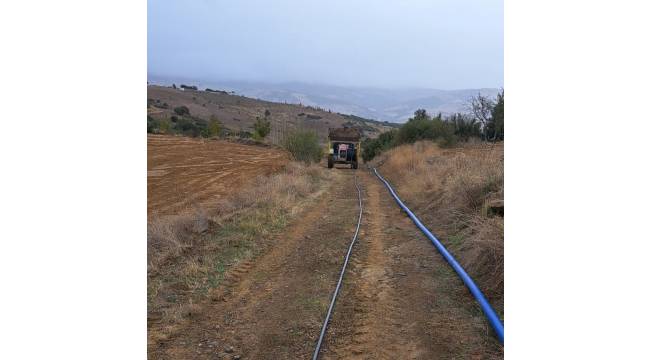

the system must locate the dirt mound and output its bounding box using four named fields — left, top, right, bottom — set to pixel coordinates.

left=328, top=127, right=361, bottom=141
